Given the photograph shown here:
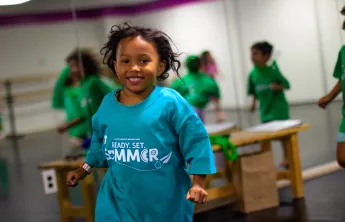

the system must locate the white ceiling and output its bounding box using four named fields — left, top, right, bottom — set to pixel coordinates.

left=0, top=0, right=159, bottom=15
